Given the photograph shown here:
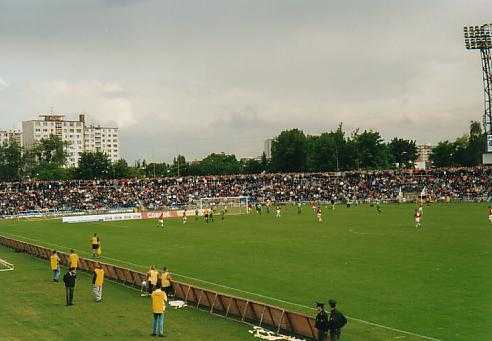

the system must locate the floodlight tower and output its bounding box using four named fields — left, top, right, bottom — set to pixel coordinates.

left=464, top=23, right=492, bottom=163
